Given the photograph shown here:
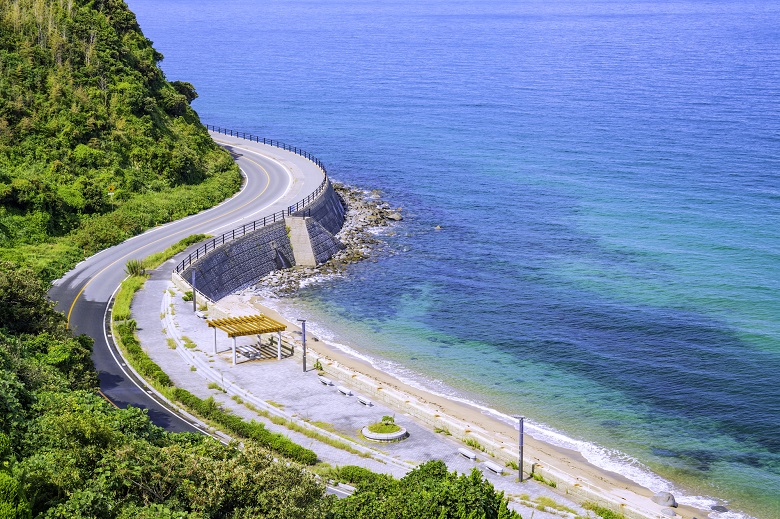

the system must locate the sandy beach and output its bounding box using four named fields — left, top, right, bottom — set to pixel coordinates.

left=204, top=292, right=707, bottom=519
